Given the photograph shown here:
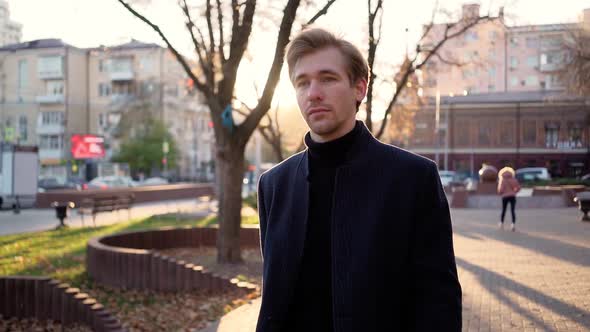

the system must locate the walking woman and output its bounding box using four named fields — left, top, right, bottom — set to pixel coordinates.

left=497, top=167, right=521, bottom=231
